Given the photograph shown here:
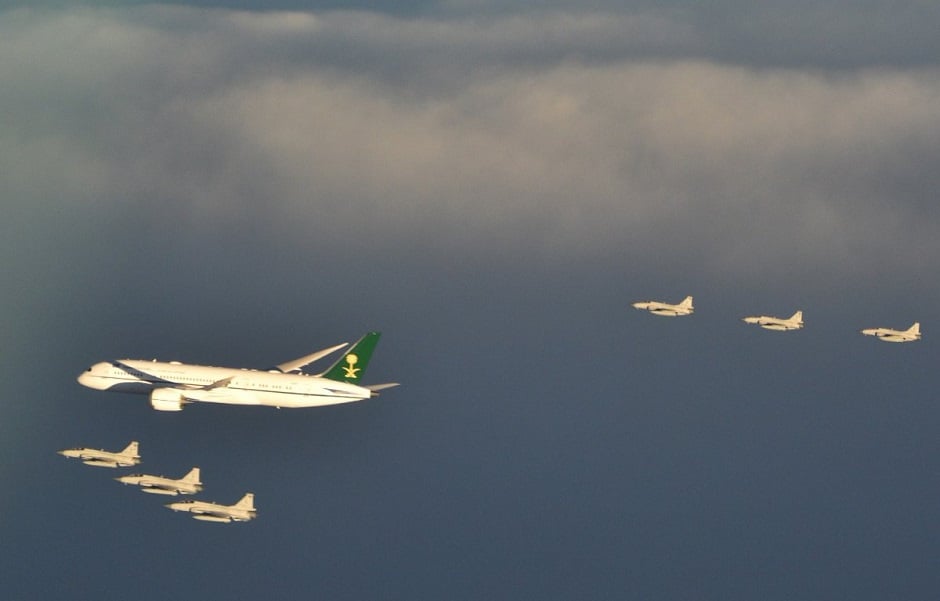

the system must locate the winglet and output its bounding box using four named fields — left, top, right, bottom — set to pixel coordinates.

left=275, top=342, right=349, bottom=373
